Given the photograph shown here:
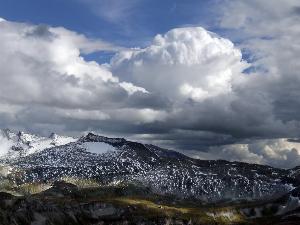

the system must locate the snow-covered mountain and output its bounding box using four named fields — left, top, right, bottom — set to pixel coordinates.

left=1, top=130, right=300, bottom=202
left=0, top=129, right=77, bottom=160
